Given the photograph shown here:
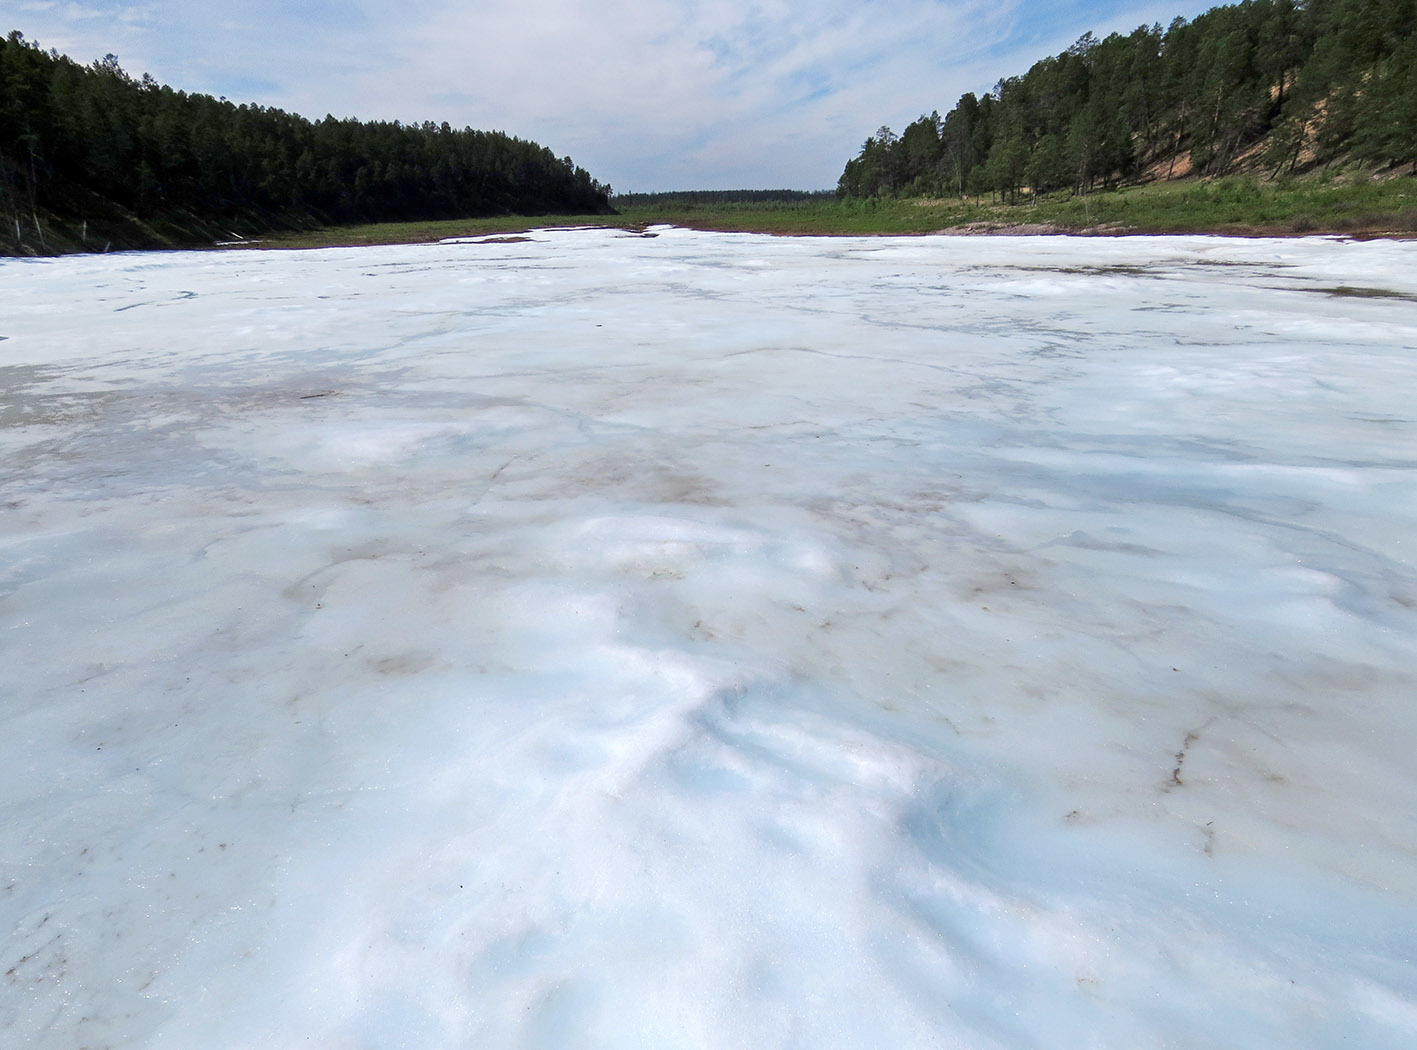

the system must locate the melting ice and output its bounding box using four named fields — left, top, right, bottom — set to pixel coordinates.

left=2, top=229, right=1416, bottom=1049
